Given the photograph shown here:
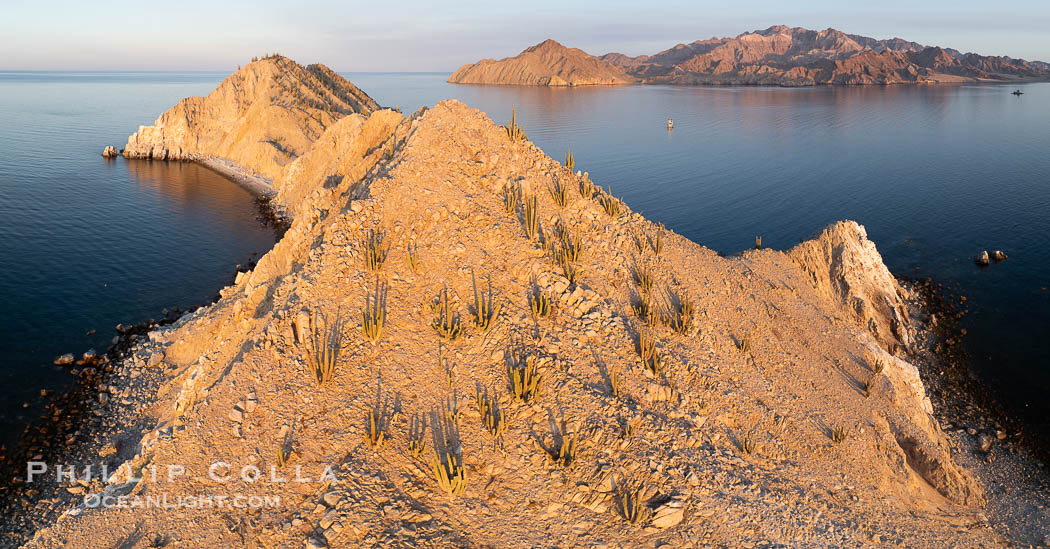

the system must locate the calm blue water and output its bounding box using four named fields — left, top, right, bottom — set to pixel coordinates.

left=1, top=71, right=1048, bottom=453
left=0, top=72, right=278, bottom=446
